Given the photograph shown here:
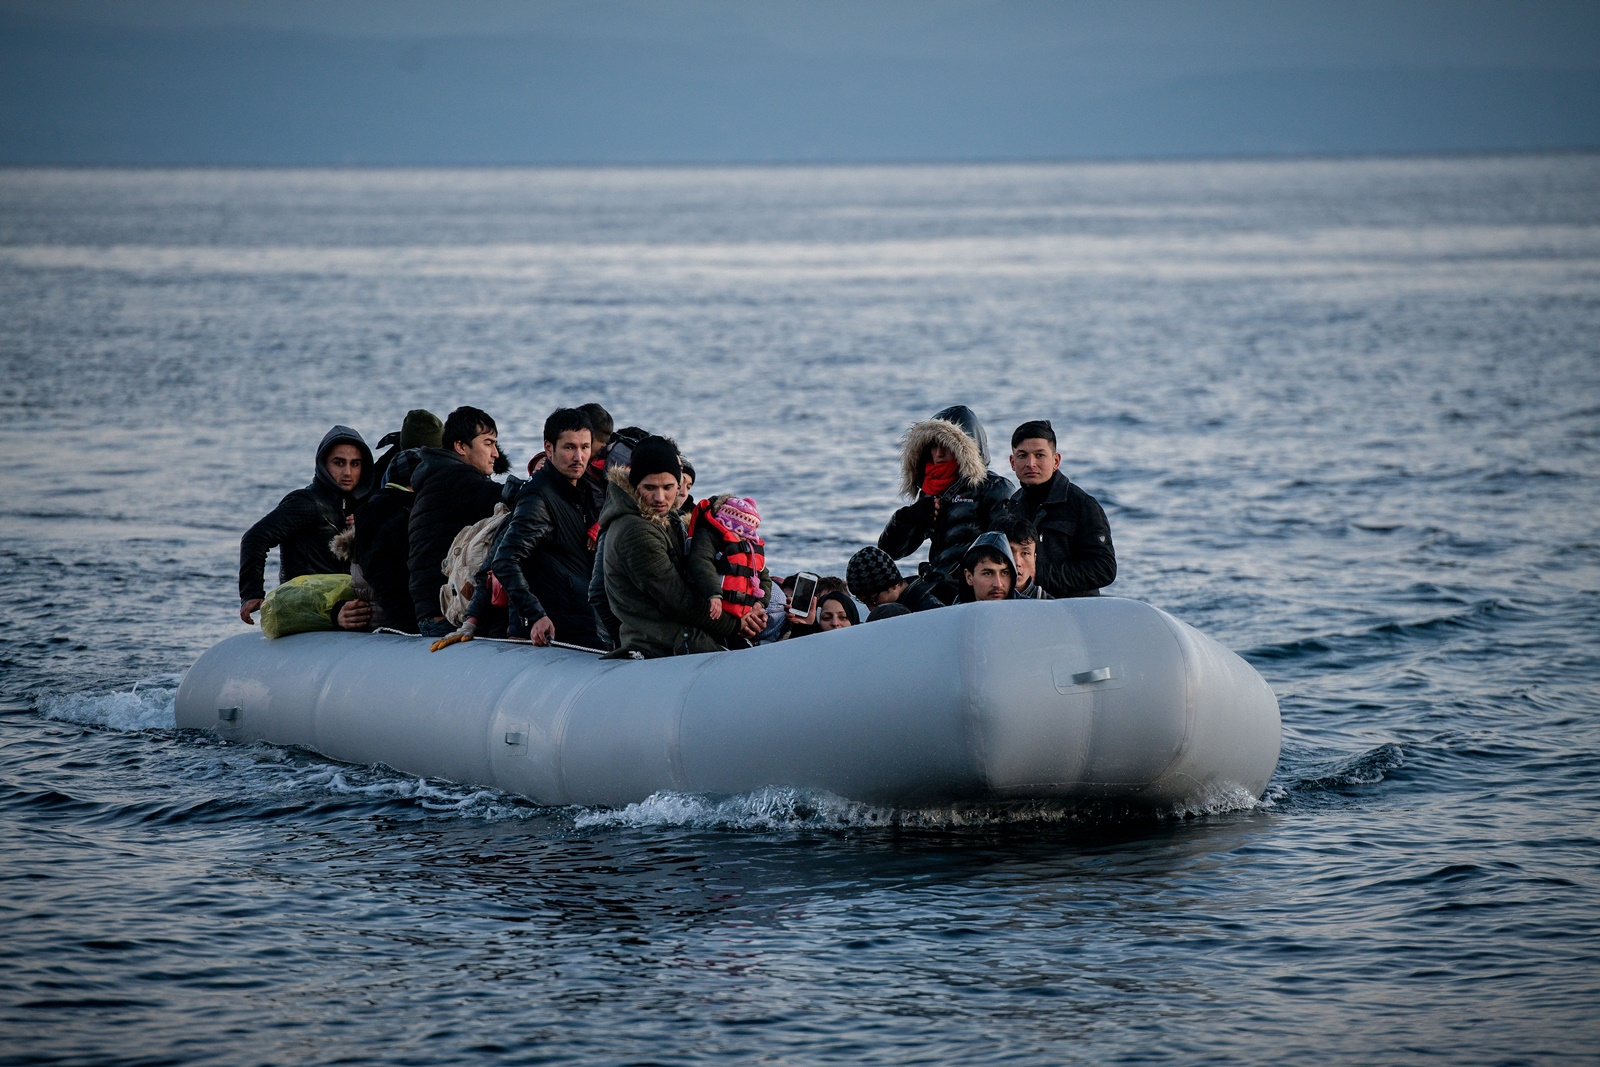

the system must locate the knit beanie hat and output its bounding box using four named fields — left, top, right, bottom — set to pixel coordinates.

left=847, top=545, right=904, bottom=600
left=627, top=435, right=683, bottom=487
left=398, top=409, right=444, bottom=450
left=714, top=496, right=761, bottom=539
